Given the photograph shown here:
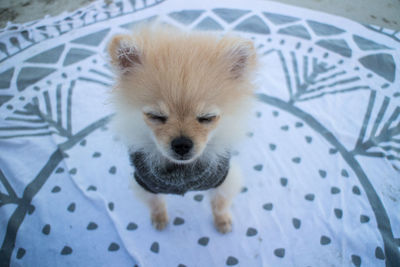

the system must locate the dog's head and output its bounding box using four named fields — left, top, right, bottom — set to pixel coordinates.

left=109, top=25, right=257, bottom=163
